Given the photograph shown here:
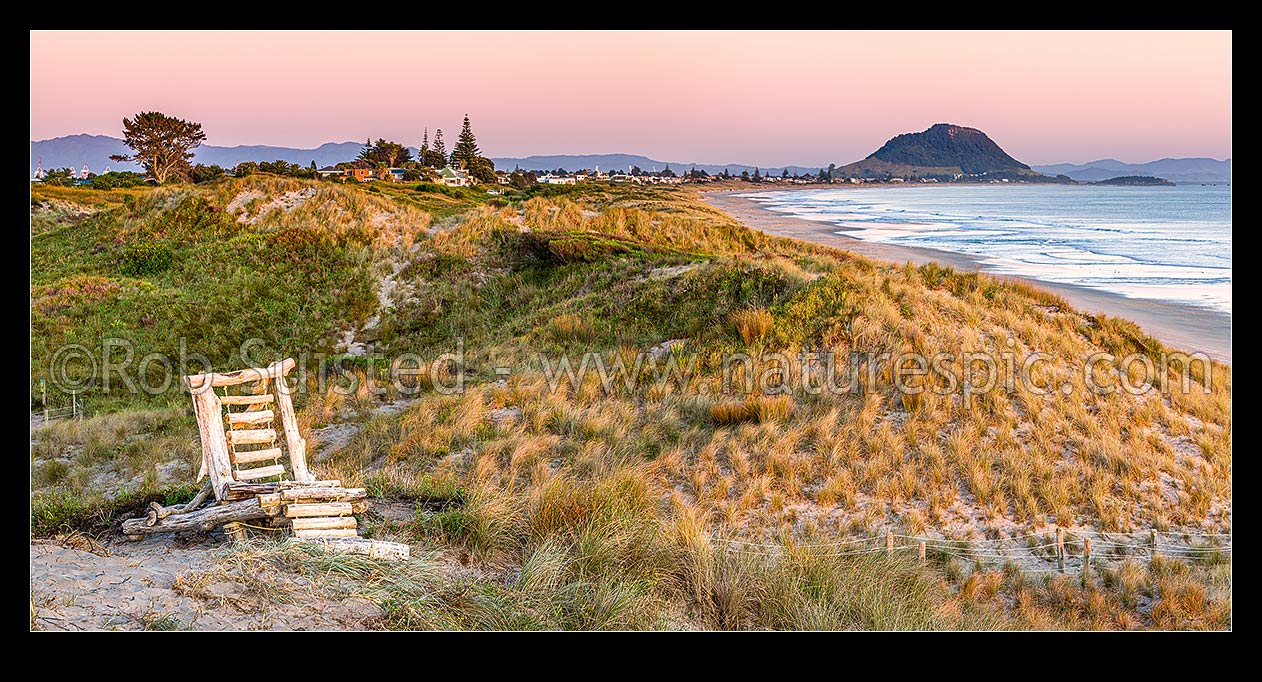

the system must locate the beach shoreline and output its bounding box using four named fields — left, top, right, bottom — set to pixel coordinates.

left=702, top=189, right=1232, bottom=363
